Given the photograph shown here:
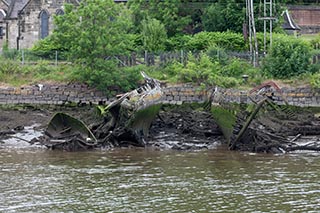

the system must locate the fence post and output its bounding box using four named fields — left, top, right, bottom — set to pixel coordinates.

left=21, top=49, right=24, bottom=65
left=55, top=51, right=58, bottom=66
left=144, top=50, right=148, bottom=66
left=131, top=52, right=136, bottom=66
left=151, top=52, right=155, bottom=65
